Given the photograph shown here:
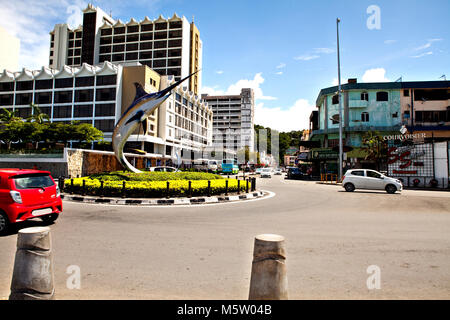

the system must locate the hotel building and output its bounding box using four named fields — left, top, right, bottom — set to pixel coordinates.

left=202, top=88, right=255, bottom=153
left=0, top=62, right=212, bottom=164
left=49, top=4, right=202, bottom=95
